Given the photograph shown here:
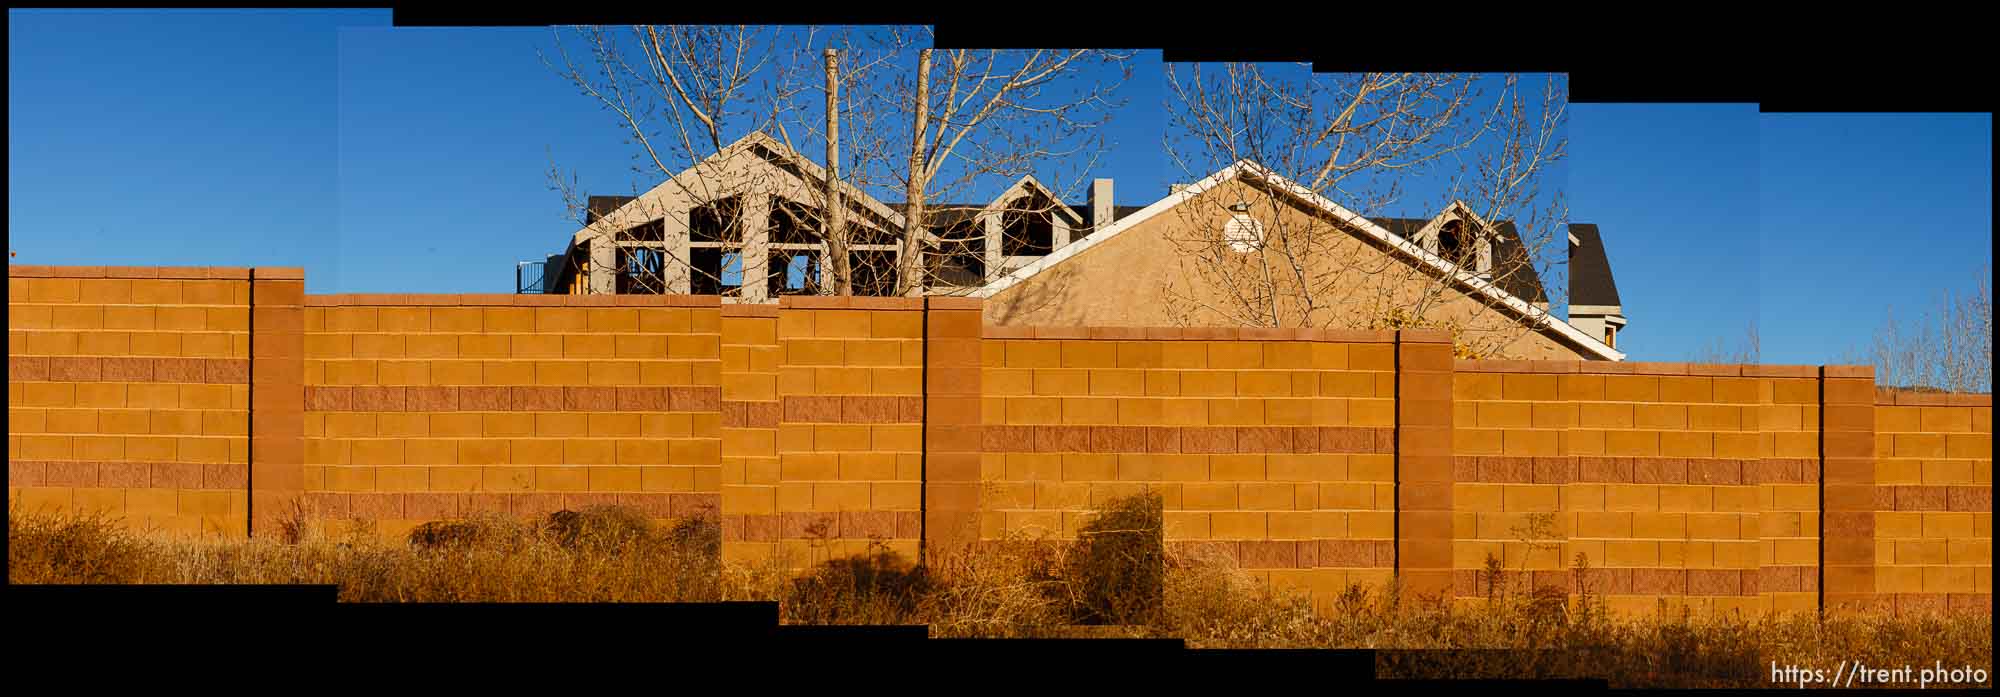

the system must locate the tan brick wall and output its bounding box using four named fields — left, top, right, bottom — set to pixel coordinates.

left=297, top=295, right=723, bottom=542
left=1450, top=362, right=1823, bottom=617
left=719, top=304, right=781, bottom=564
left=1757, top=369, right=1824, bottom=615
left=976, top=326, right=1400, bottom=611
left=763, top=297, right=926, bottom=568
left=1872, top=389, right=1994, bottom=616
left=8, top=265, right=1991, bottom=619
left=9, top=267, right=254, bottom=537
left=1440, top=363, right=1992, bottom=618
